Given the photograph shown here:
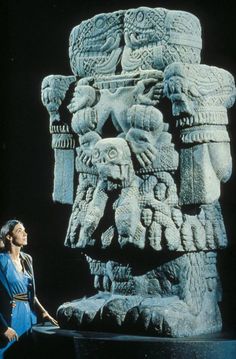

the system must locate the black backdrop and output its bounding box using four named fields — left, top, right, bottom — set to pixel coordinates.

left=3, top=0, right=236, bottom=331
